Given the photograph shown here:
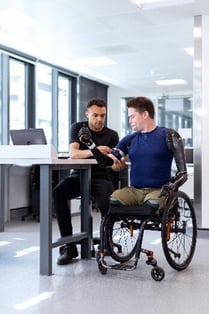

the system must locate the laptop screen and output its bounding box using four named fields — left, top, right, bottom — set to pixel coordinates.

left=10, top=128, right=47, bottom=145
